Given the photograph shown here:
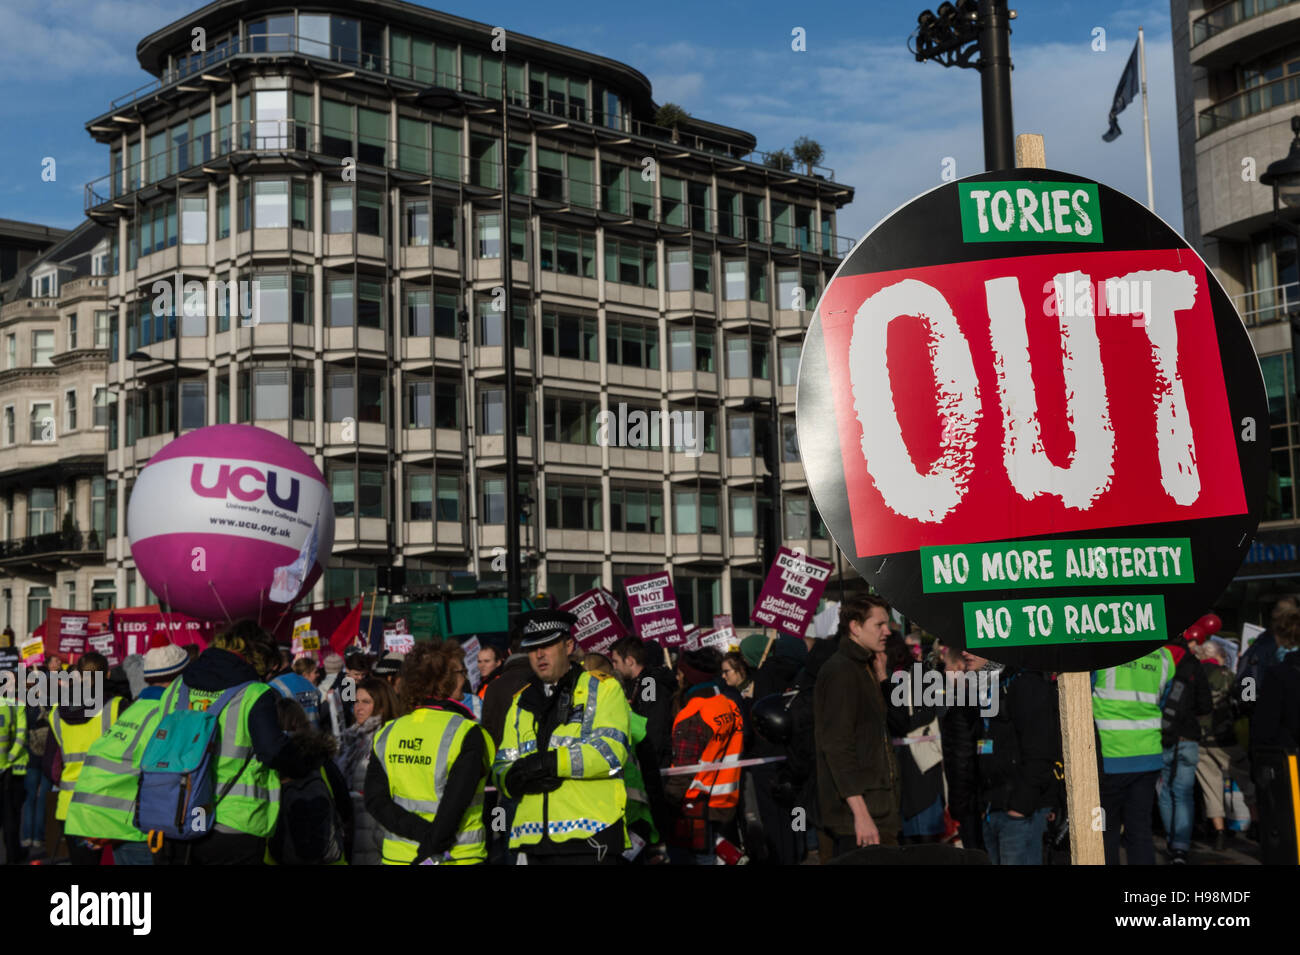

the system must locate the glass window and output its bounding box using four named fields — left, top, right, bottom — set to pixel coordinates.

left=662, top=177, right=685, bottom=227
left=780, top=342, right=801, bottom=386
left=724, top=260, right=746, bottom=300
left=601, top=162, right=628, bottom=215
left=673, top=489, right=698, bottom=534
left=216, top=186, right=230, bottom=238
left=64, top=390, right=76, bottom=431
left=181, top=195, right=207, bottom=243
left=254, top=180, right=288, bottom=228
left=783, top=416, right=800, bottom=462
left=331, top=467, right=355, bottom=517
left=434, top=290, right=459, bottom=338
left=328, top=278, right=353, bottom=326
left=254, top=90, right=288, bottom=149
left=436, top=474, right=460, bottom=521
left=327, top=185, right=352, bottom=233
left=292, top=181, right=310, bottom=230
left=668, top=249, right=691, bottom=291
left=407, top=377, right=431, bottom=428
left=30, top=403, right=52, bottom=441
left=321, top=99, right=354, bottom=158
left=434, top=380, right=461, bottom=429
left=694, top=252, right=712, bottom=293
left=728, top=415, right=752, bottom=457
left=93, top=386, right=109, bottom=428
left=409, top=471, right=433, bottom=520
left=404, top=199, right=429, bottom=246
left=695, top=331, right=714, bottom=373
left=726, top=337, right=749, bottom=378
left=181, top=380, right=206, bottom=430
left=327, top=371, right=354, bottom=421
left=751, top=337, right=769, bottom=379
left=471, top=135, right=499, bottom=189
left=731, top=494, right=755, bottom=536
left=255, top=274, right=289, bottom=324
left=670, top=328, right=692, bottom=371
left=688, top=181, right=710, bottom=231
left=298, top=13, right=331, bottom=57
left=357, top=188, right=383, bottom=236
left=32, top=331, right=54, bottom=367
left=784, top=496, right=810, bottom=539
left=432, top=124, right=460, bottom=181
left=253, top=368, right=289, bottom=419
left=538, top=149, right=564, bottom=202
left=406, top=288, right=431, bottom=336
left=569, top=156, right=594, bottom=208
left=778, top=269, right=800, bottom=310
